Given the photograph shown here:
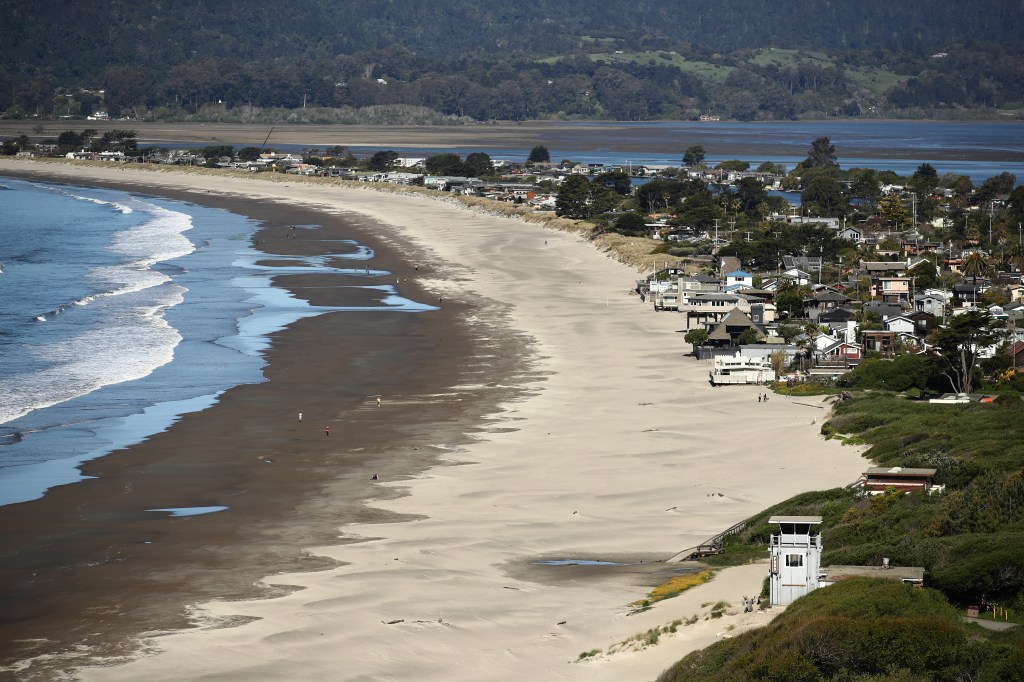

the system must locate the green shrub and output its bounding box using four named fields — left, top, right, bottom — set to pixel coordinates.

left=655, top=580, right=1017, bottom=682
